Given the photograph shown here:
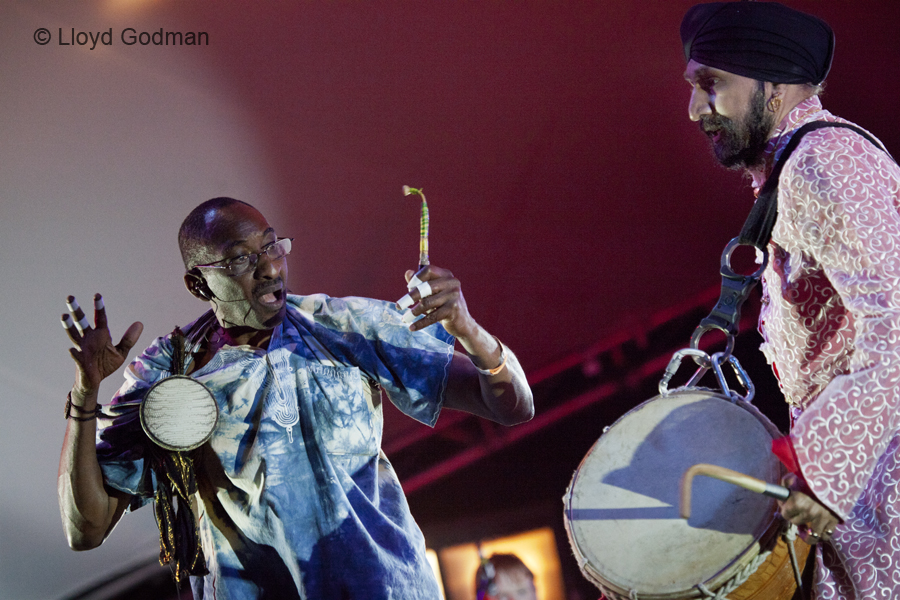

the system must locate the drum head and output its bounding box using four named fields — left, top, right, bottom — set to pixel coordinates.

left=140, top=375, right=218, bottom=451
left=564, top=389, right=783, bottom=599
